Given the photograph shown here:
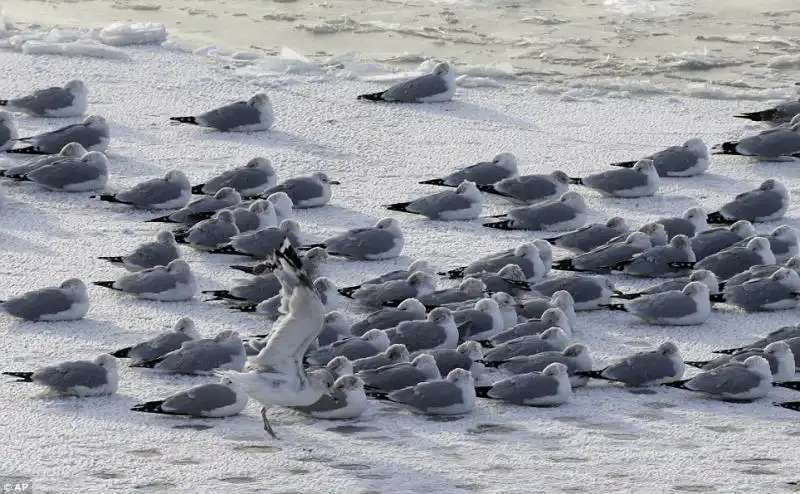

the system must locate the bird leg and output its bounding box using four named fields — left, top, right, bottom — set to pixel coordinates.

left=261, top=407, right=279, bottom=439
